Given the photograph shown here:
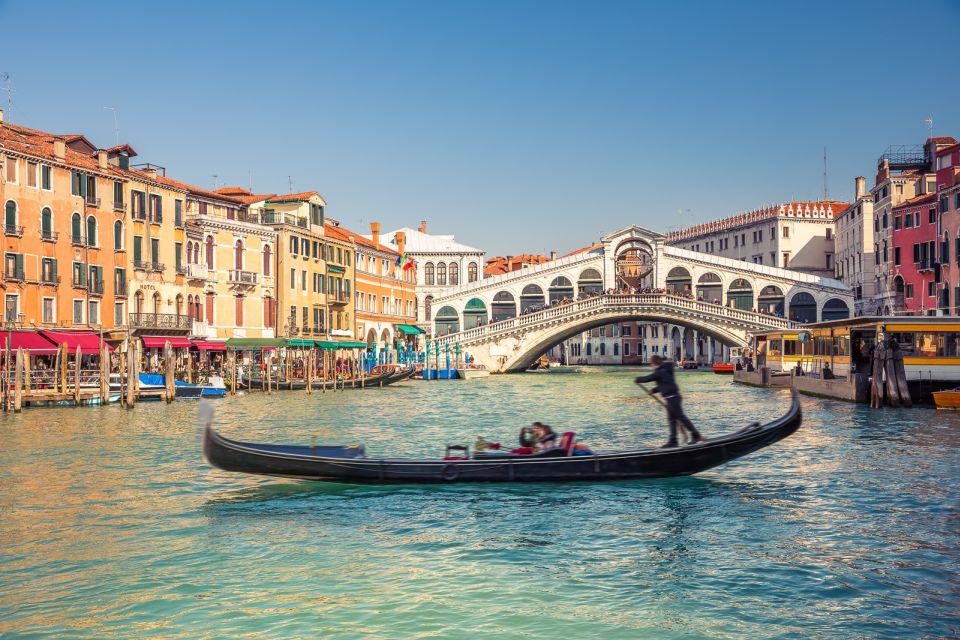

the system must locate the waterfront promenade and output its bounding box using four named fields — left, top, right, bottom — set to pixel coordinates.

left=1, top=371, right=957, bottom=638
